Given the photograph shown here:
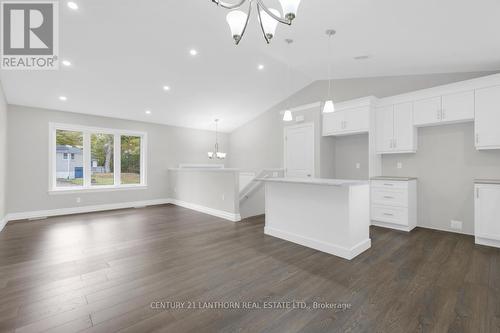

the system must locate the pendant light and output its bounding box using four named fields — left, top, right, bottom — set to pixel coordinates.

left=283, top=38, right=294, bottom=122
left=323, top=29, right=336, bottom=113
left=208, top=119, right=226, bottom=159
